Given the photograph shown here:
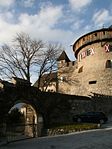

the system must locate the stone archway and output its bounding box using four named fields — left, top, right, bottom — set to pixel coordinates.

left=8, top=100, right=44, bottom=138
left=0, top=78, right=77, bottom=138
left=3, top=100, right=44, bottom=142
left=0, top=83, right=46, bottom=139
left=20, top=103, right=37, bottom=125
